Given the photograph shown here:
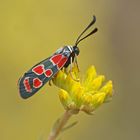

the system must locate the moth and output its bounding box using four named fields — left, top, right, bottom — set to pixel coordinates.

left=18, top=16, right=98, bottom=99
